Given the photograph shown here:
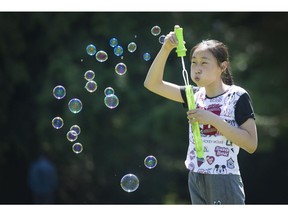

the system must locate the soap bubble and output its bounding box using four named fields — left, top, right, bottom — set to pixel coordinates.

left=104, top=94, right=119, bottom=109
left=85, top=80, right=98, bottom=93
left=72, top=143, right=83, bottom=154
left=96, top=50, right=108, bottom=62
left=109, top=37, right=118, bottom=47
left=84, top=70, right=95, bottom=81
left=52, top=117, right=64, bottom=129
left=120, top=174, right=139, bottom=193
left=104, top=87, right=114, bottom=96
left=67, top=130, right=78, bottom=142
left=68, top=98, right=83, bottom=114
left=115, top=62, right=127, bottom=75
left=159, top=35, right=165, bottom=44
left=70, top=125, right=81, bottom=135
left=53, top=85, right=66, bottom=99
left=86, top=44, right=97, bottom=56
left=114, top=45, right=124, bottom=56
left=144, top=155, right=157, bottom=169
left=151, top=26, right=161, bottom=36
left=127, top=42, right=137, bottom=53
left=143, top=52, right=151, bottom=61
